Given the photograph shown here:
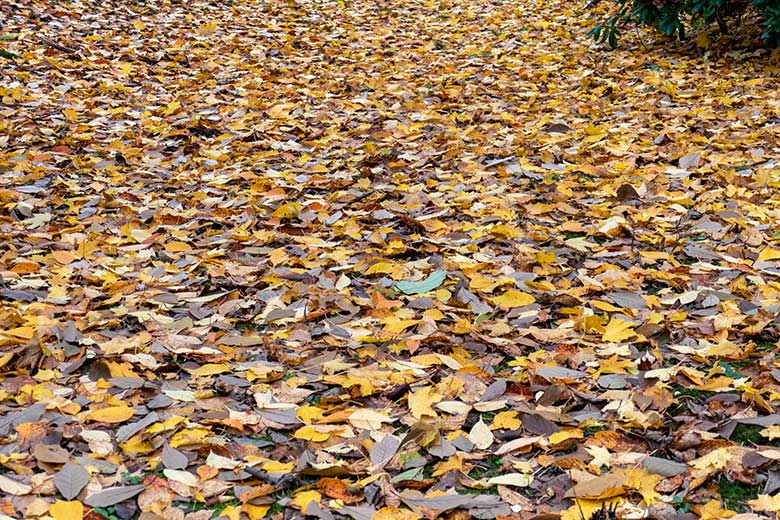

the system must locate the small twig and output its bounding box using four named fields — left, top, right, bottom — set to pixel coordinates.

left=38, top=36, right=79, bottom=54
left=243, top=465, right=299, bottom=487
left=341, top=191, right=374, bottom=206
